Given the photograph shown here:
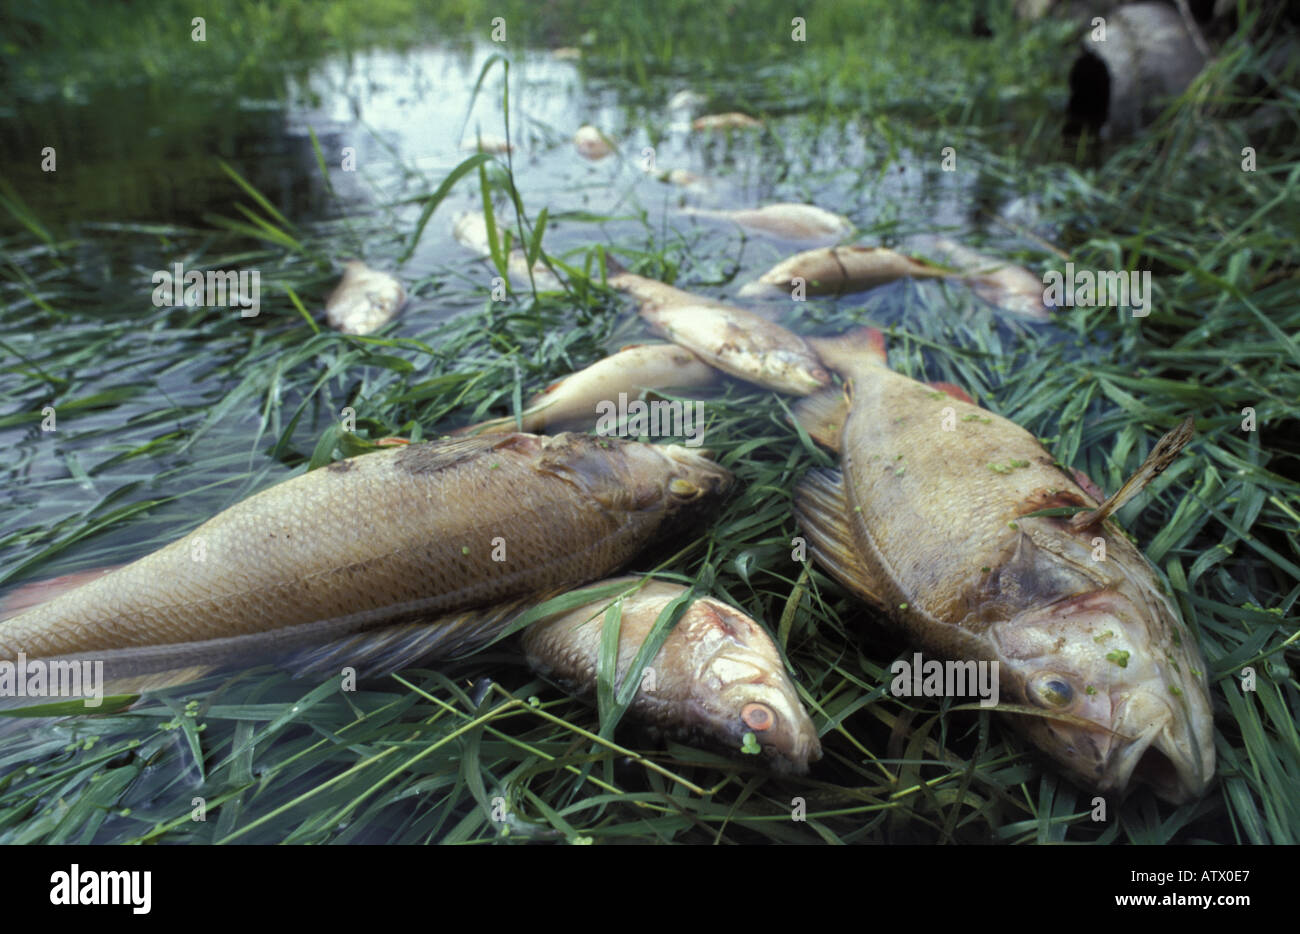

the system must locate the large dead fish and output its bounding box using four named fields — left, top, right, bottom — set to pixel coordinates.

left=738, top=245, right=948, bottom=299
left=325, top=261, right=407, bottom=335
left=462, top=343, right=719, bottom=436
left=612, top=274, right=829, bottom=396
left=522, top=577, right=823, bottom=773
left=680, top=204, right=852, bottom=242
left=0, top=434, right=731, bottom=661
left=791, top=328, right=1214, bottom=803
